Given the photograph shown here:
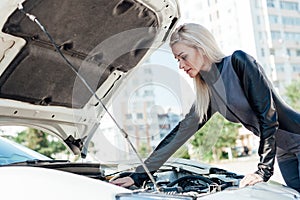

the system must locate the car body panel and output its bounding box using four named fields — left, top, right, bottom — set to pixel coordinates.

left=199, top=182, right=300, bottom=200
left=0, top=166, right=131, bottom=200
